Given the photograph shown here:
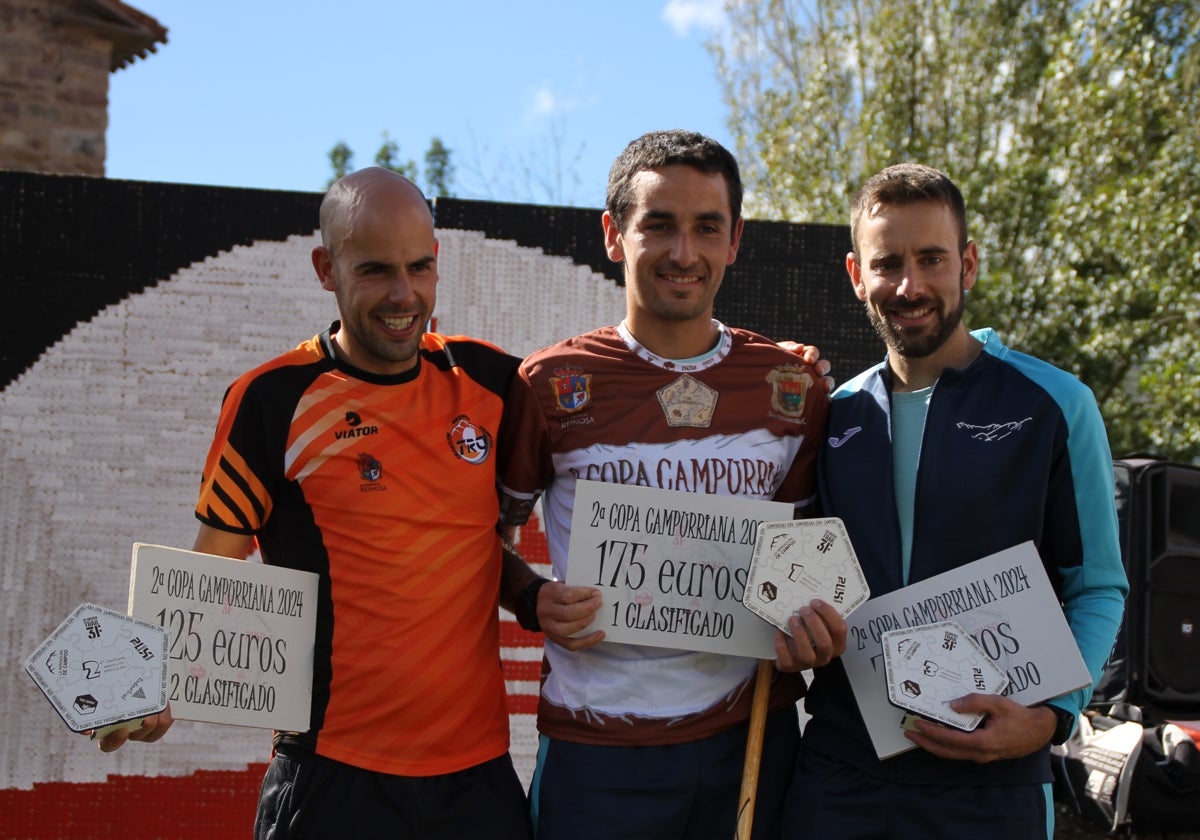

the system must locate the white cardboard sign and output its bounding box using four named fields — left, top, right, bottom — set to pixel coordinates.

left=565, top=480, right=792, bottom=658
left=842, top=541, right=1091, bottom=759
left=127, top=543, right=318, bottom=731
